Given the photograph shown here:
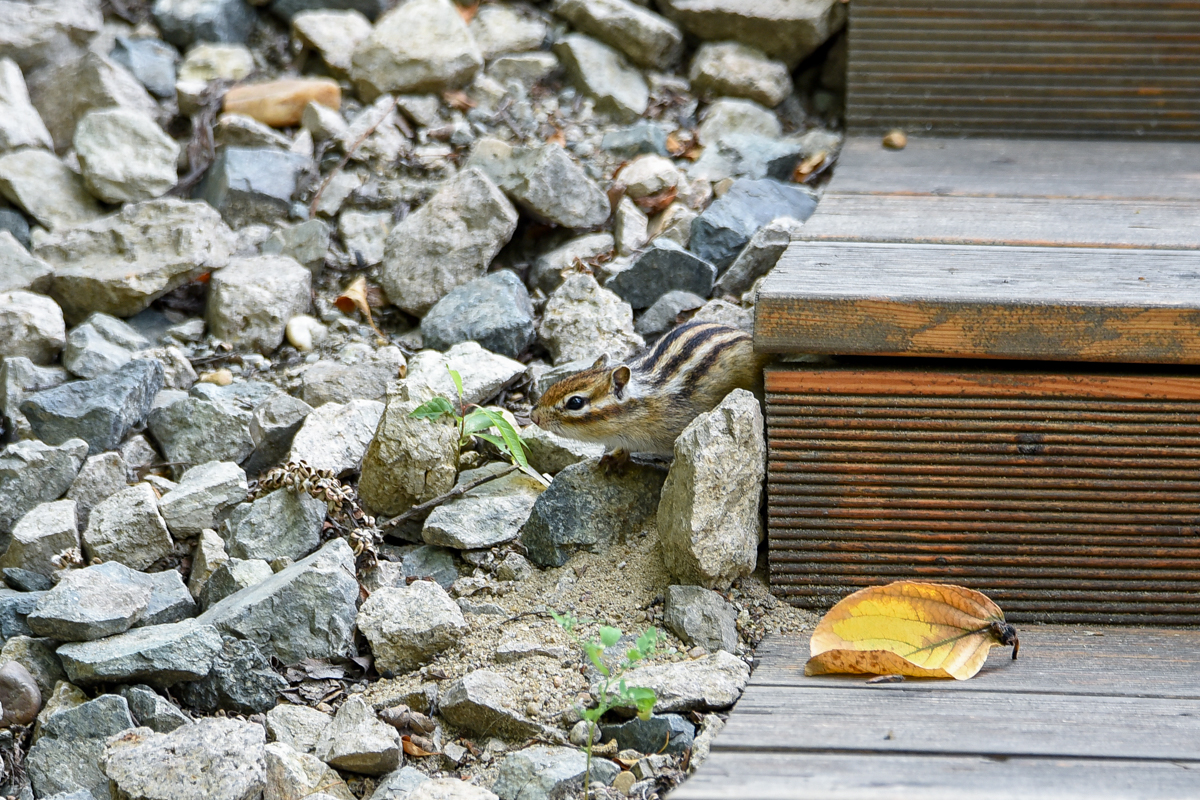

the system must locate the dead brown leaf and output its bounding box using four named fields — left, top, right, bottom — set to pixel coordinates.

left=633, top=185, right=677, bottom=215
